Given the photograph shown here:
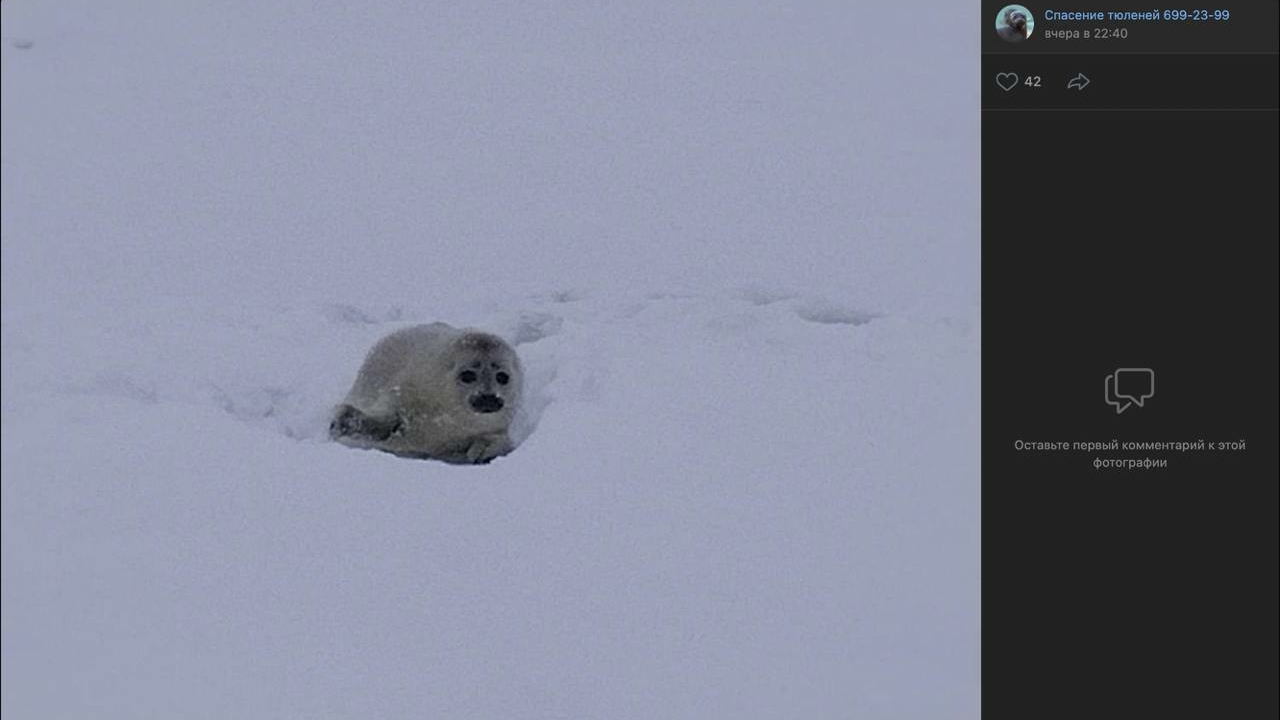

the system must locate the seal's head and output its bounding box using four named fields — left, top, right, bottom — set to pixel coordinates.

left=1005, top=8, right=1029, bottom=37
left=445, top=331, right=523, bottom=427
